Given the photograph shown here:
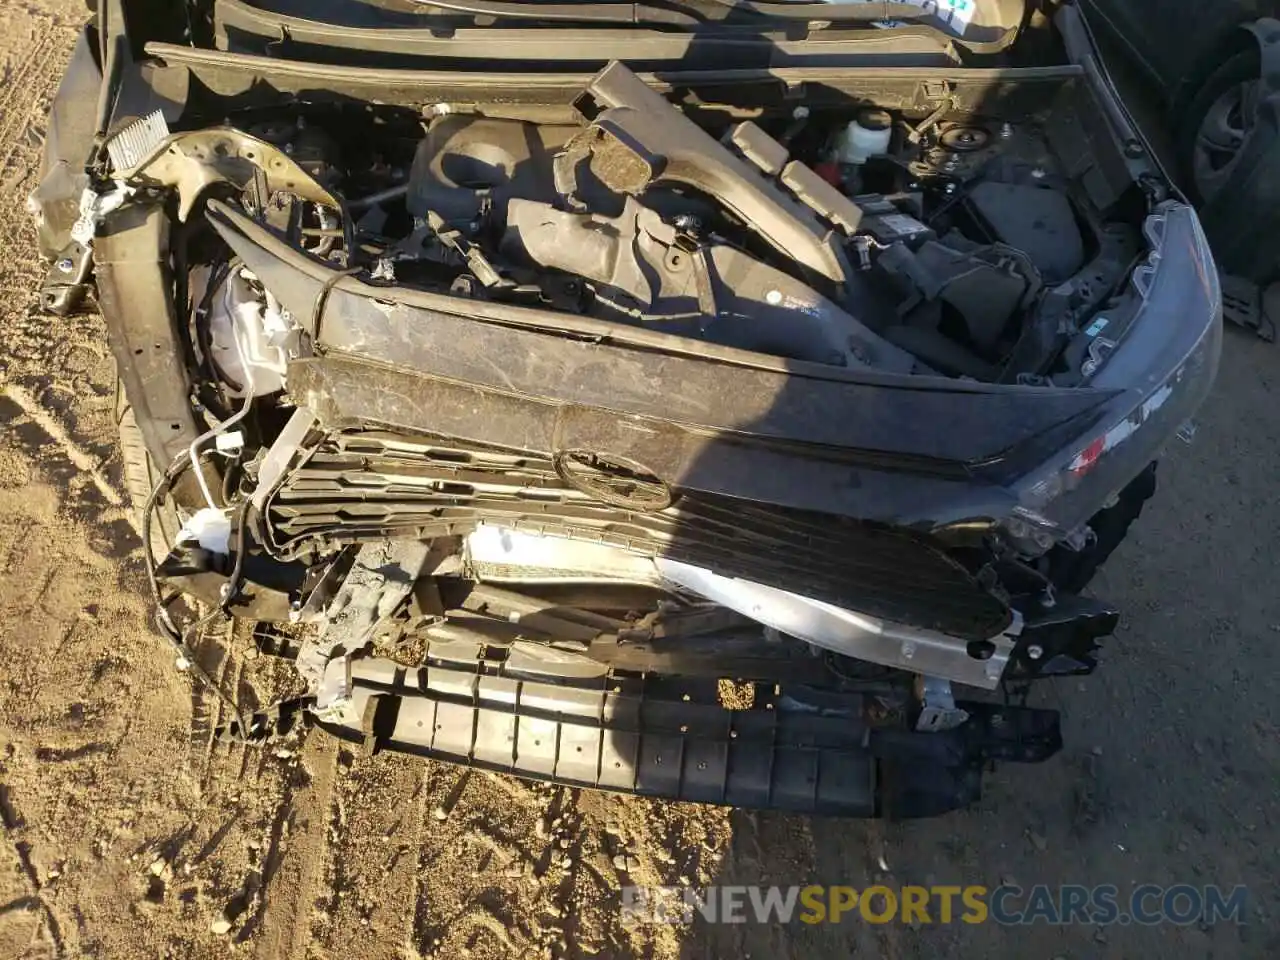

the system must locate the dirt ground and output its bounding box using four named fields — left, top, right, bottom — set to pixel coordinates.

left=0, top=4, right=1277, bottom=958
